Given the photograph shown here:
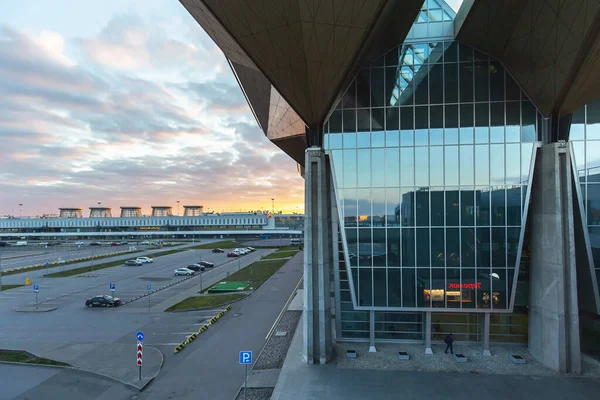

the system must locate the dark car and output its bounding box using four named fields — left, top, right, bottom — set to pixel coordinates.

left=110, top=242, right=121, bottom=246
left=85, top=295, right=121, bottom=308
left=89, top=242, right=101, bottom=246
left=198, top=261, right=214, bottom=268
left=125, top=260, right=142, bottom=266
left=227, top=252, right=240, bottom=257
left=212, top=248, right=224, bottom=253
left=186, top=264, right=205, bottom=272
